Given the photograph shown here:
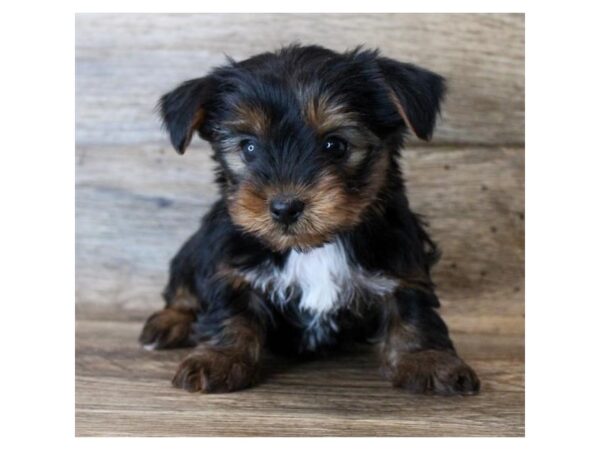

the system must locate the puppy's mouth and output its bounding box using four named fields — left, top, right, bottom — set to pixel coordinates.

left=280, top=225, right=295, bottom=236
left=227, top=176, right=375, bottom=252
left=273, top=215, right=329, bottom=243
